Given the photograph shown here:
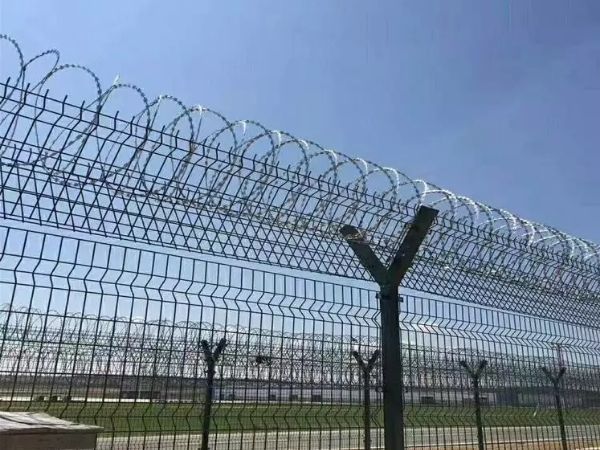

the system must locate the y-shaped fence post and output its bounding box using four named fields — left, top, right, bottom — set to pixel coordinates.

left=200, top=338, right=227, bottom=450
left=352, top=349, right=381, bottom=450
left=341, top=206, right=438, bottom=450
left=460, top=360, right=488, bottom=450
left=542, top=366, right=568, bottom=450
